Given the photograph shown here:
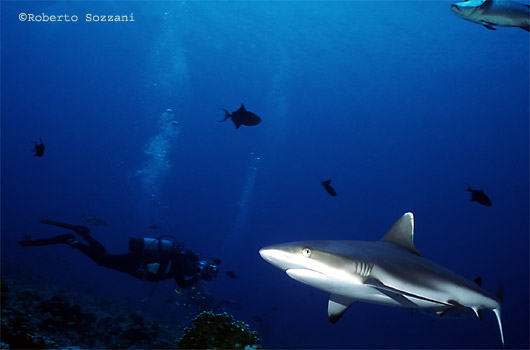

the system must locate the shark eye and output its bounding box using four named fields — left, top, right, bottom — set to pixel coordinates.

left=302, top=248, right=312, bottom=257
